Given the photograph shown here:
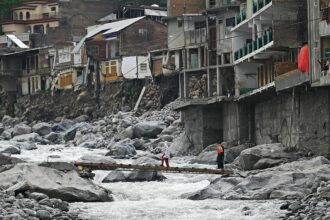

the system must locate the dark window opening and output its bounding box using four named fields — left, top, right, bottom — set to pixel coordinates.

left=226, top=17, right=235, bottom=27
